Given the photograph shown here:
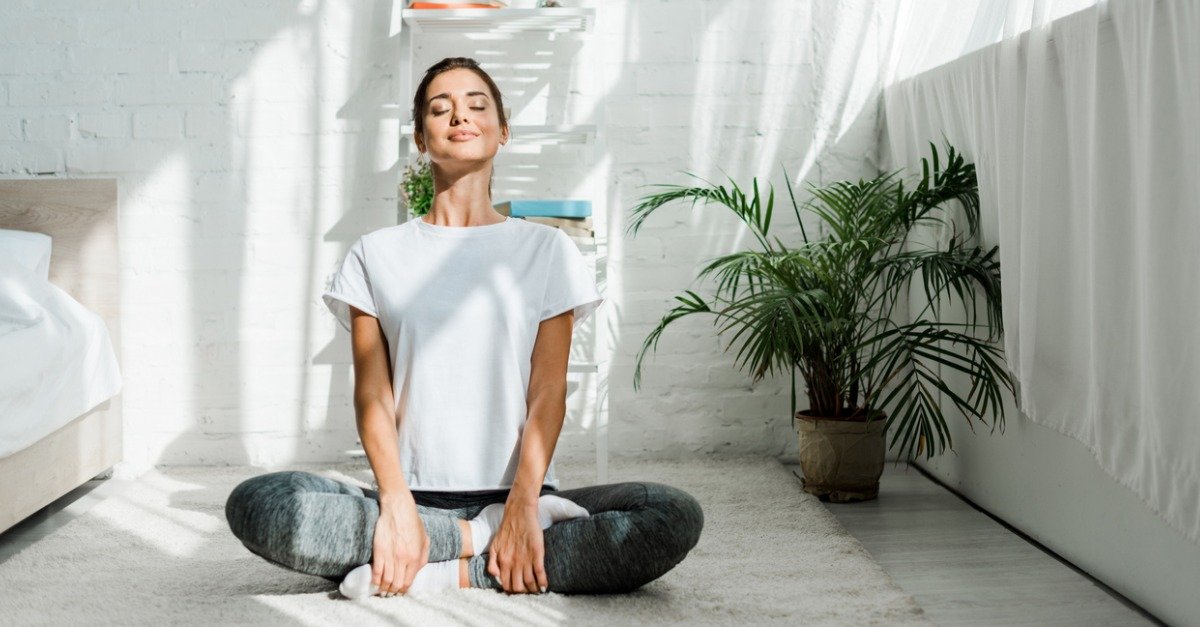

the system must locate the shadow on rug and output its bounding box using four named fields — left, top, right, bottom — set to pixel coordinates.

left=0, top=454, right=928, bottom=626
